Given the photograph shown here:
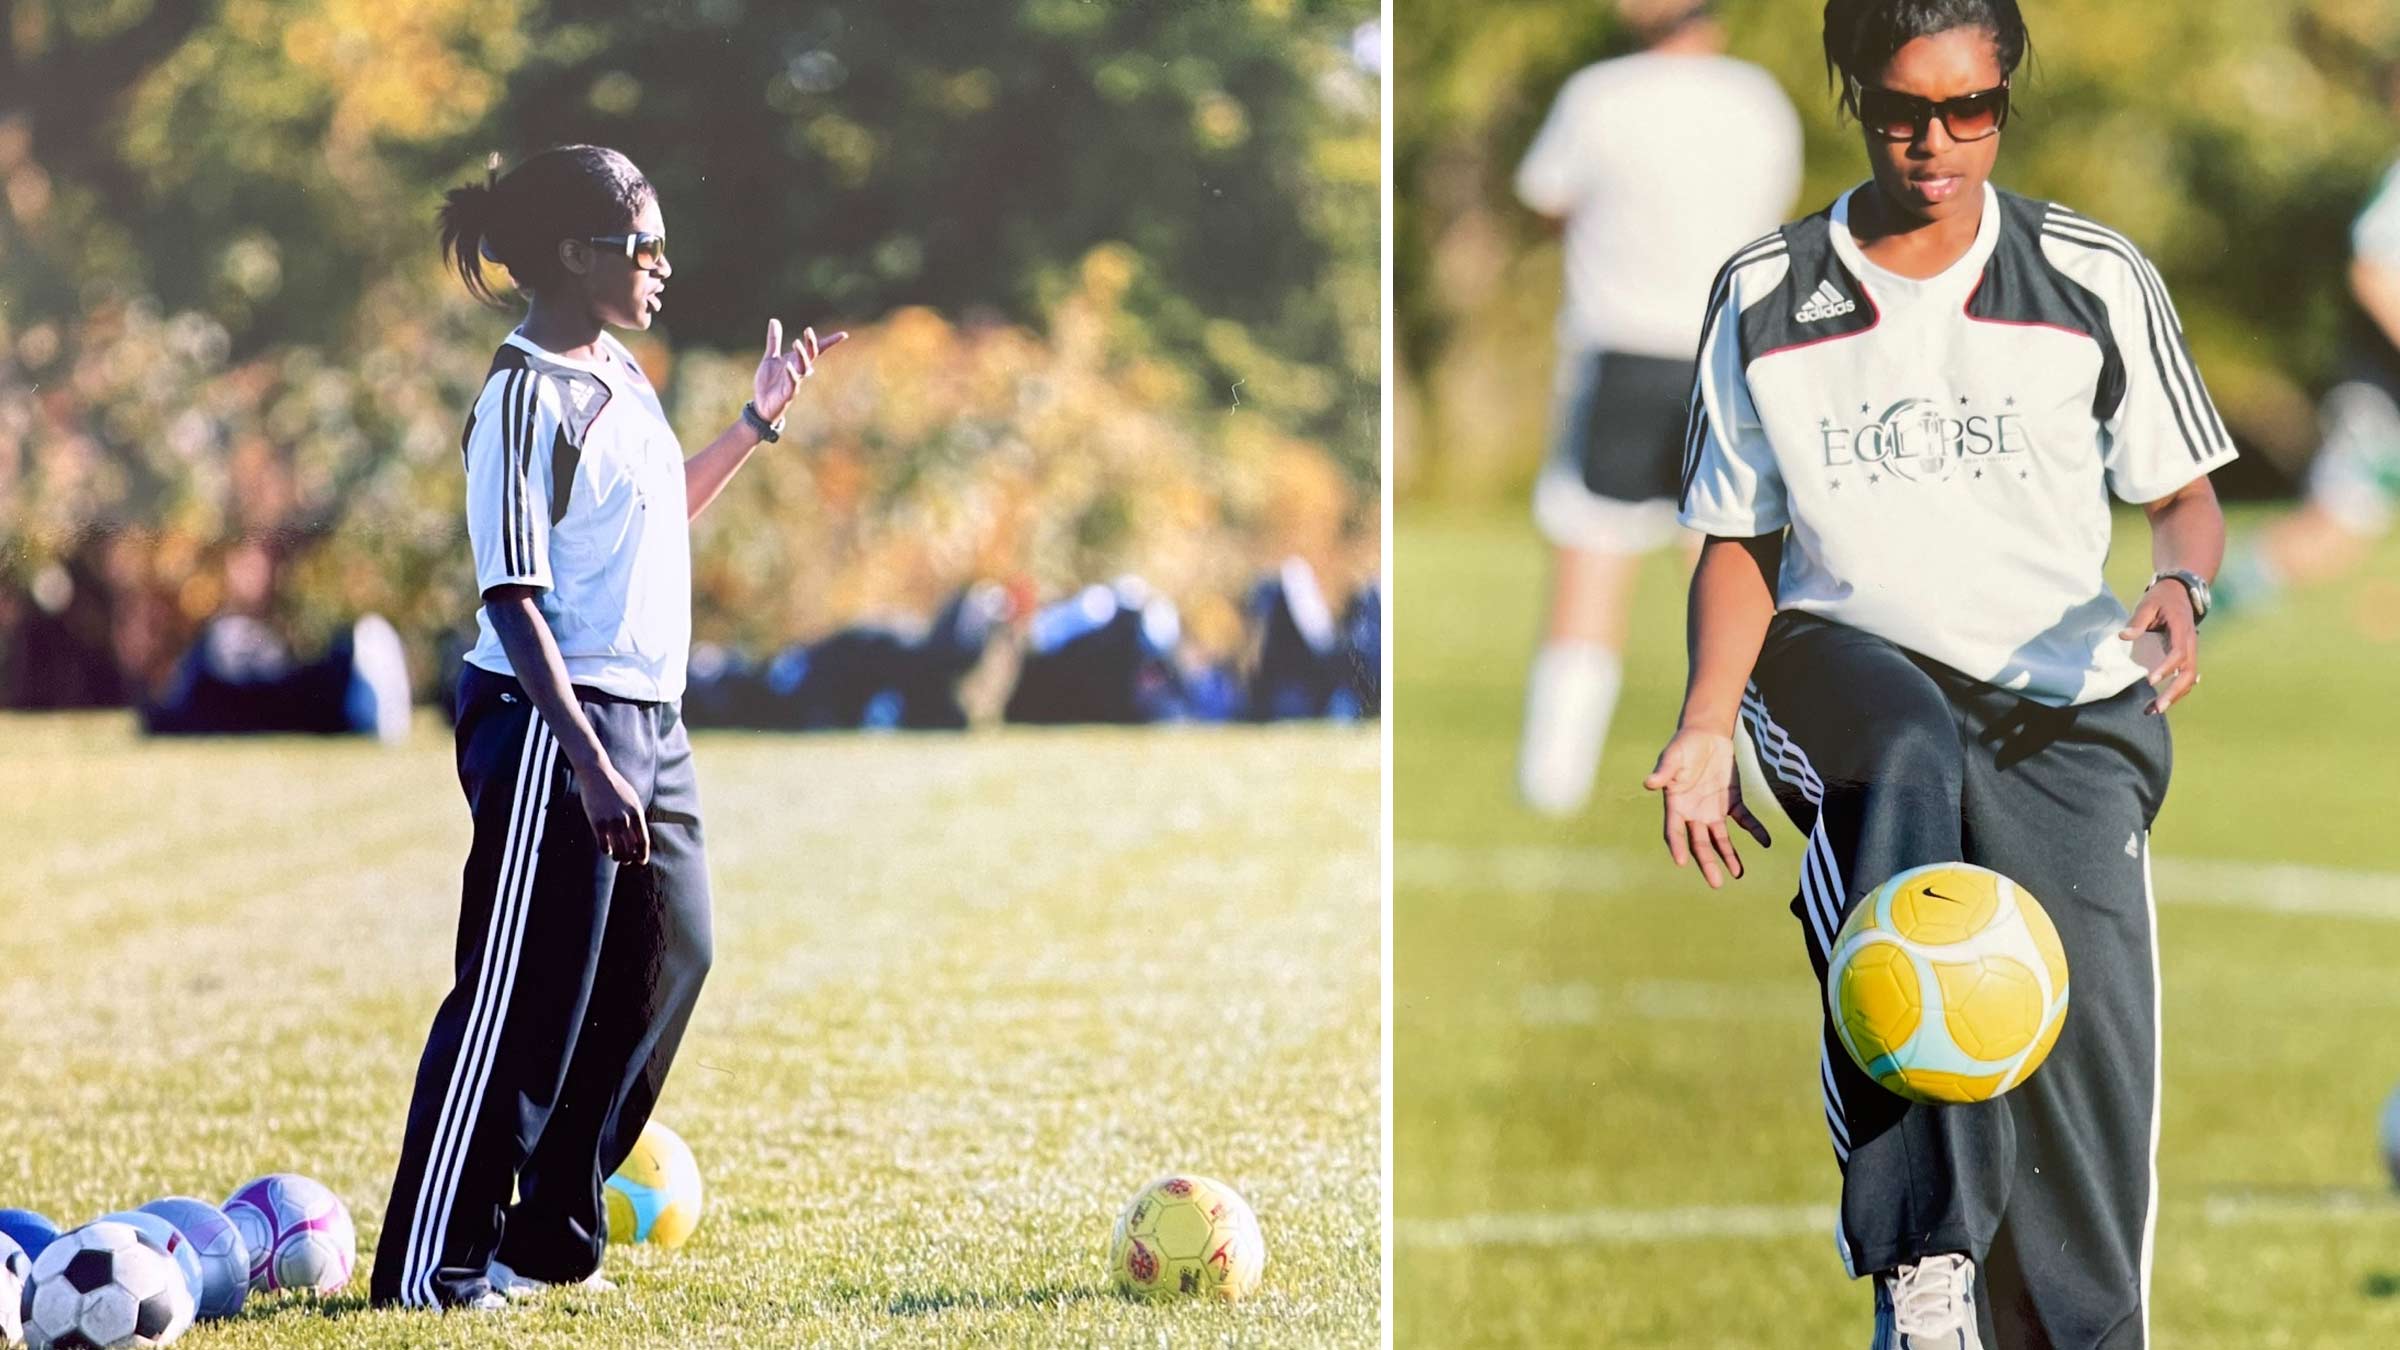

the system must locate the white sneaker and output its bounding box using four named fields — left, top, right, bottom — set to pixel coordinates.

left=1872, top=1253, right=1982, bottom=1349
left=488, top=1259, right=617, bottom=1298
